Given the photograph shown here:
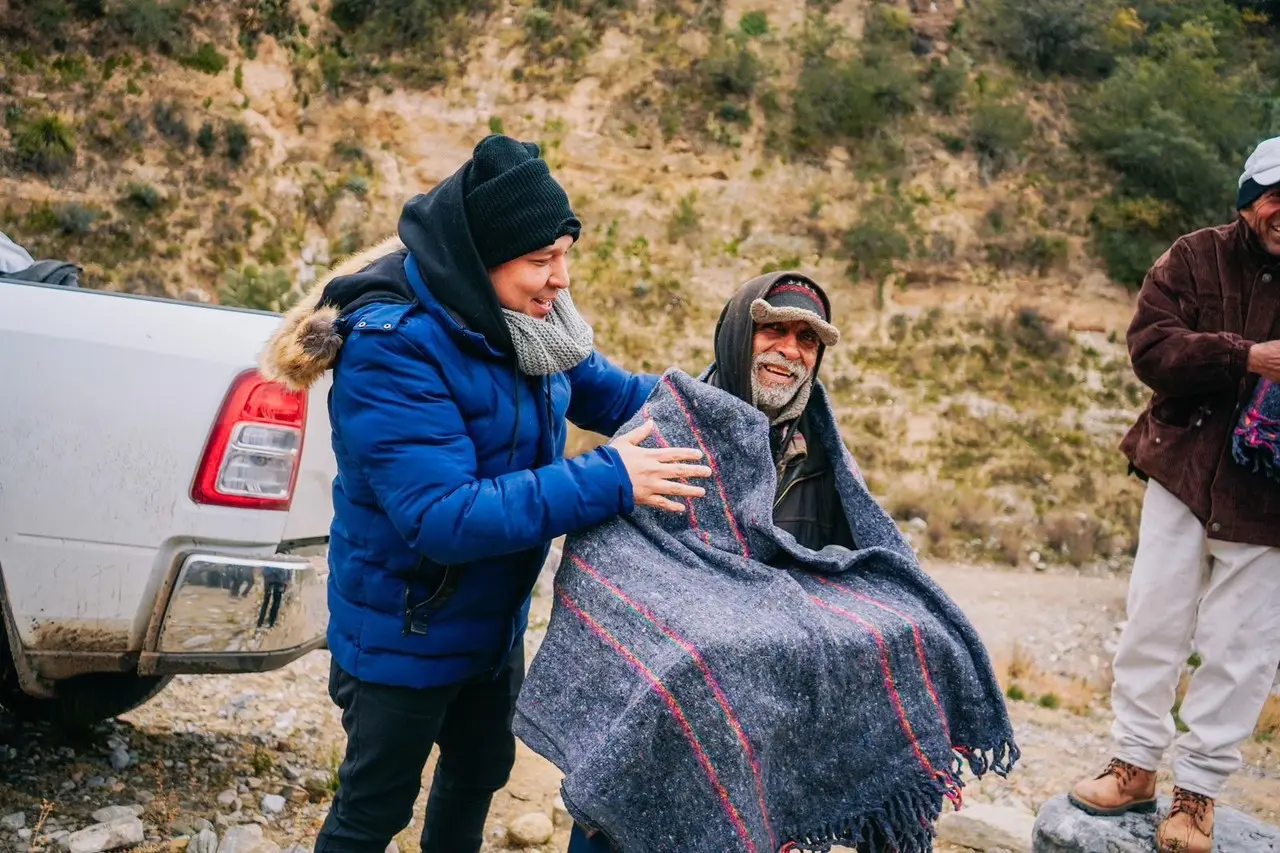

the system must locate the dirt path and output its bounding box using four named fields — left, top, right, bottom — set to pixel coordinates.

left=2, top=560, right=1277, bottom=853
